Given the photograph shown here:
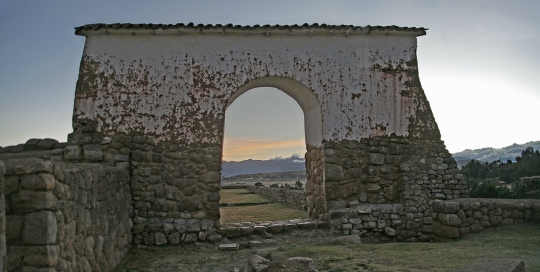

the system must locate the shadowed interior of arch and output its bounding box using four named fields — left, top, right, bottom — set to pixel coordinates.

left=219, top=87, right=310, bottom=224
